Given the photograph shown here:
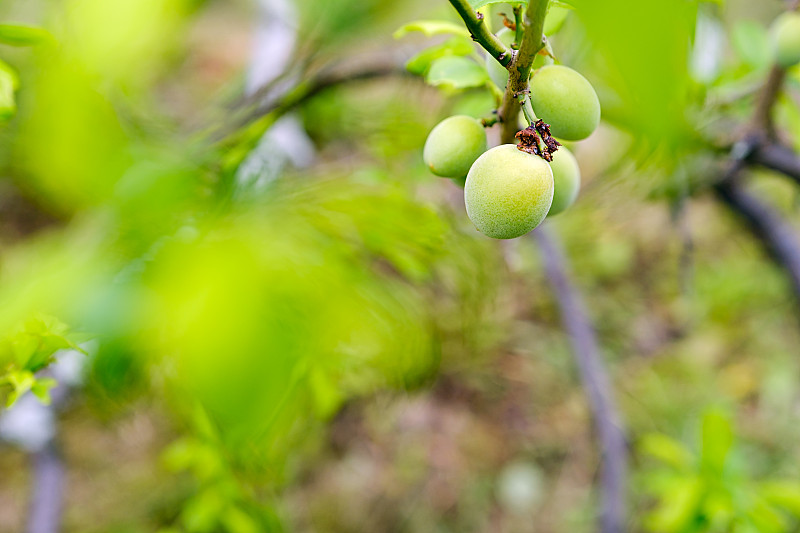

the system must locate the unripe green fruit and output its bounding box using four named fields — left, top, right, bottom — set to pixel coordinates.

left=423, top=115, right=488, bottom=178
left=530, top=65, right=600, bottom=141
left=547, top=146, right=580, bottom=216
left=771, top=12, right=800, bottom=68
left=485, top=29, right=553, bottom=90
left=465, top=144, right=554, bottom=239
